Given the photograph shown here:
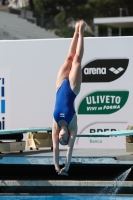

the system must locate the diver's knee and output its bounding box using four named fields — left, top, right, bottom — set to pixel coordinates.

left=73, top=54, right=81, bottom=63
left=66, top=55, right=73, bottom=62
